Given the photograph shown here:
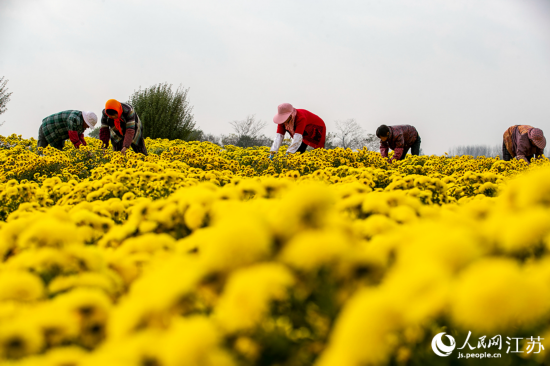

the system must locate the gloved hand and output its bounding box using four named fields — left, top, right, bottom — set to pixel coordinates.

left=269, top=154, right=274, bottom=160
